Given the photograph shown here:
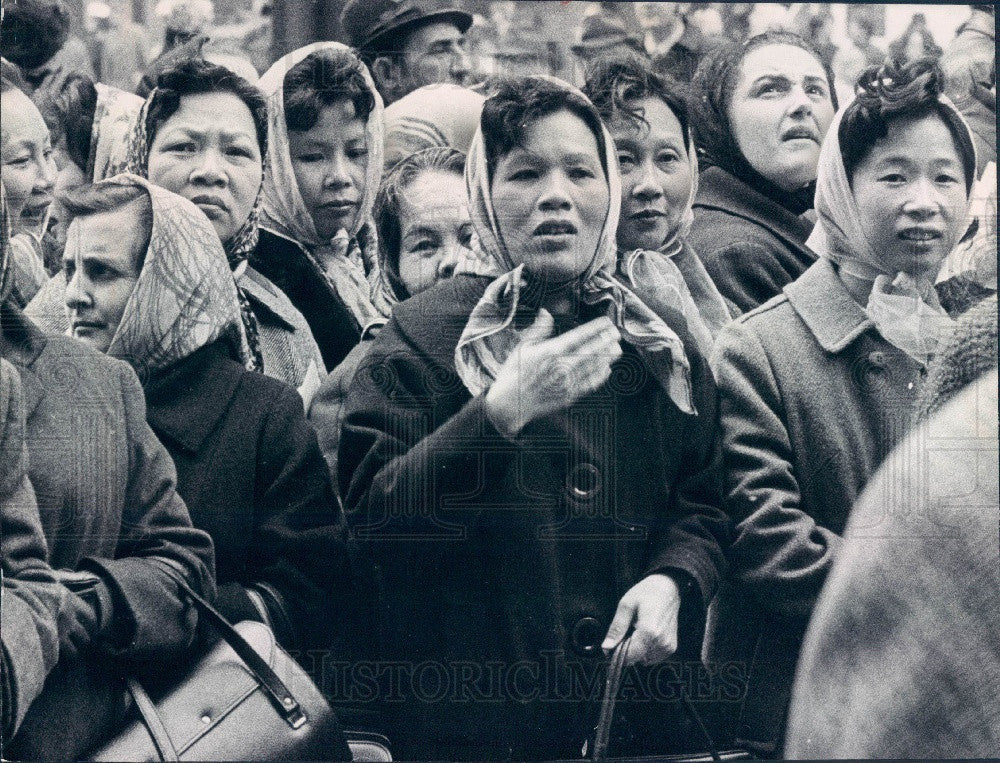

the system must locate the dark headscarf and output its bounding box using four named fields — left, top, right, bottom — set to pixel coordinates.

left=689, top=31, right=839, bottom=216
